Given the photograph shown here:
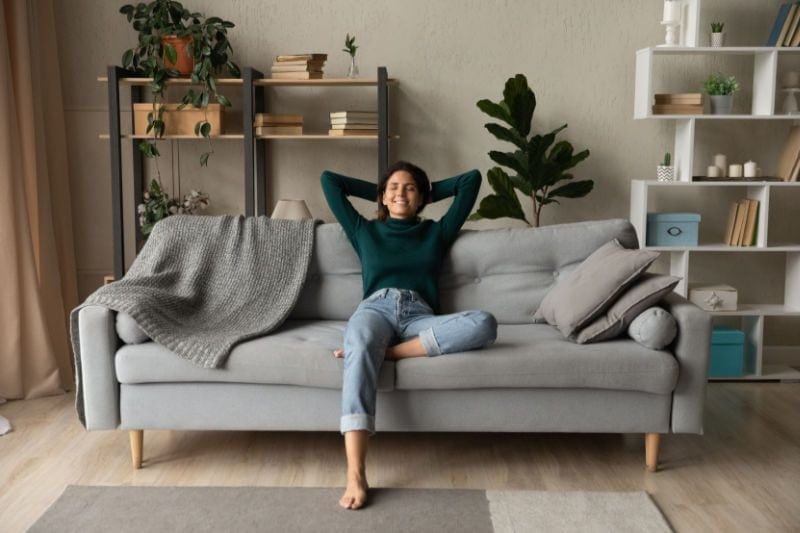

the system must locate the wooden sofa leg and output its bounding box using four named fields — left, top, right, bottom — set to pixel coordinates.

left=645, top=432, right=660, bottom=472
left=130, top=430, right=143, bottom=469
